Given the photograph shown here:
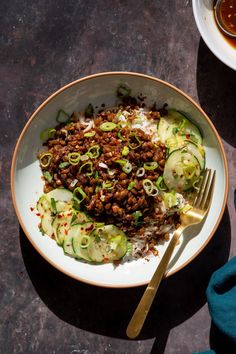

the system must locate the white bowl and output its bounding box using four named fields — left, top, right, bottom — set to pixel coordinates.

left=11, top=72, right=228, bottom=288
left=192, top=0, right=236, bottom=70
